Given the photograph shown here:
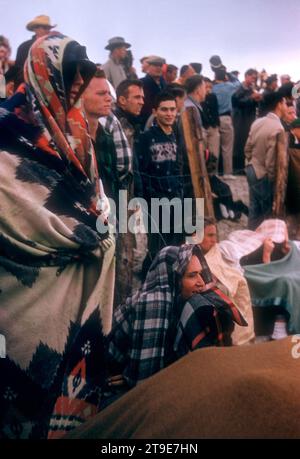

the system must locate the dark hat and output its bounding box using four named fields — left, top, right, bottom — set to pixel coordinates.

left=266, top=74, right=278, bottom=85
left=209, top=55, right=223, bottom=70
left=290, top=118, right=300, bottom=129
left=147, top=55, right=166, bottom=66
left=189, top=62, right=202, bottom=74
left=105, top=37, right=131, bottom=51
